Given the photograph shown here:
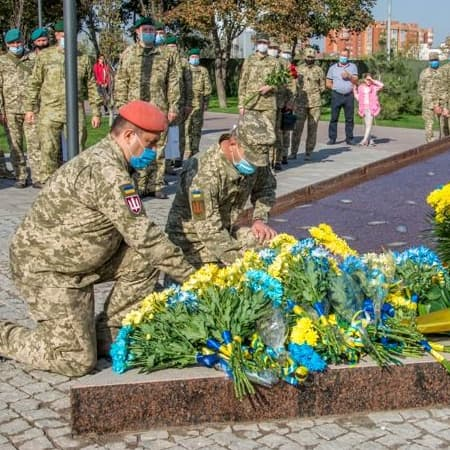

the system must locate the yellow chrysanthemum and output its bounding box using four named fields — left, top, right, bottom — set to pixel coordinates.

left=386, top=291, right=416, bottom=311
left=269, top=233, right=298, bottom=251
left=290, top=317, right=319, bottom=346
left=309, top=223, right=357, bottom=258
left=267, top=250, right=297, bottom=280
left=363, top=253, right=396, bottom=280
left=182, top=263, right=220, bottom=293
left=427, top=183, right=450, bottom=223
left=123, top=309, right=145, bottom=326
